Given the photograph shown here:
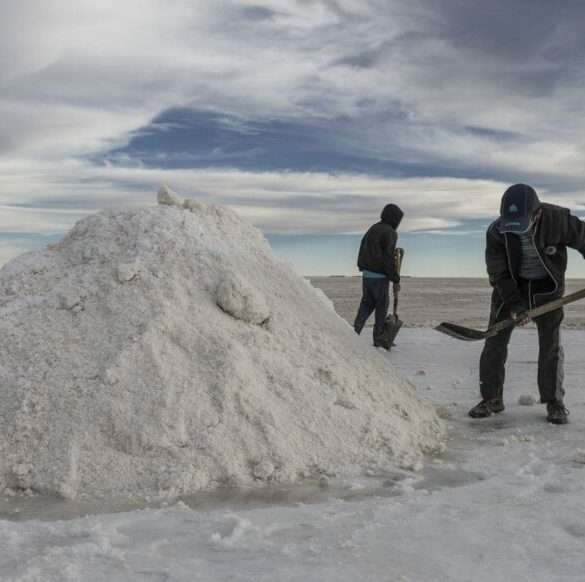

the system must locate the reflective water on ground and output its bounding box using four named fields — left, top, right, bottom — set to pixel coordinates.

left=0, top=461, right=484, bottom=522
